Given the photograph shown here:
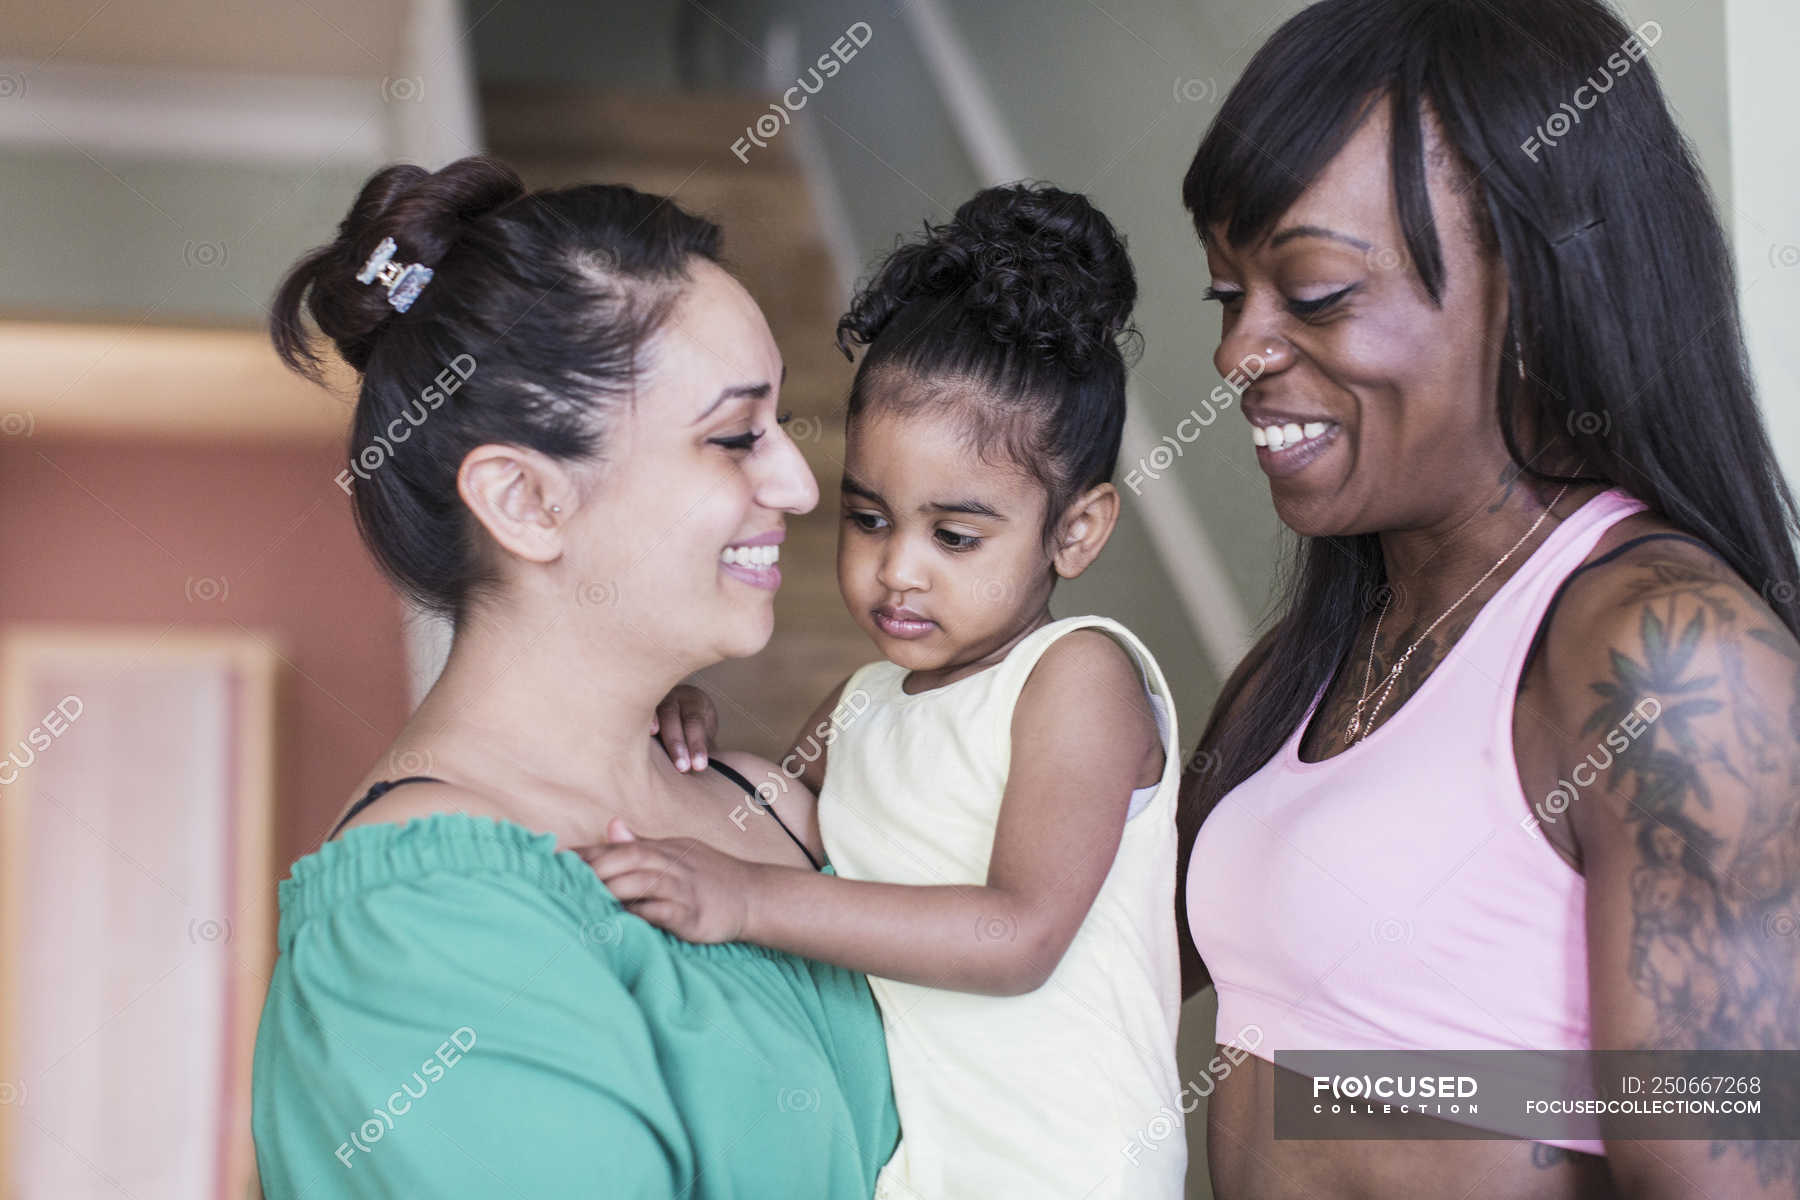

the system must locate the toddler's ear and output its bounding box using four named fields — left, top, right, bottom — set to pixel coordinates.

left=1052, top=482, right=1120, bottom=579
